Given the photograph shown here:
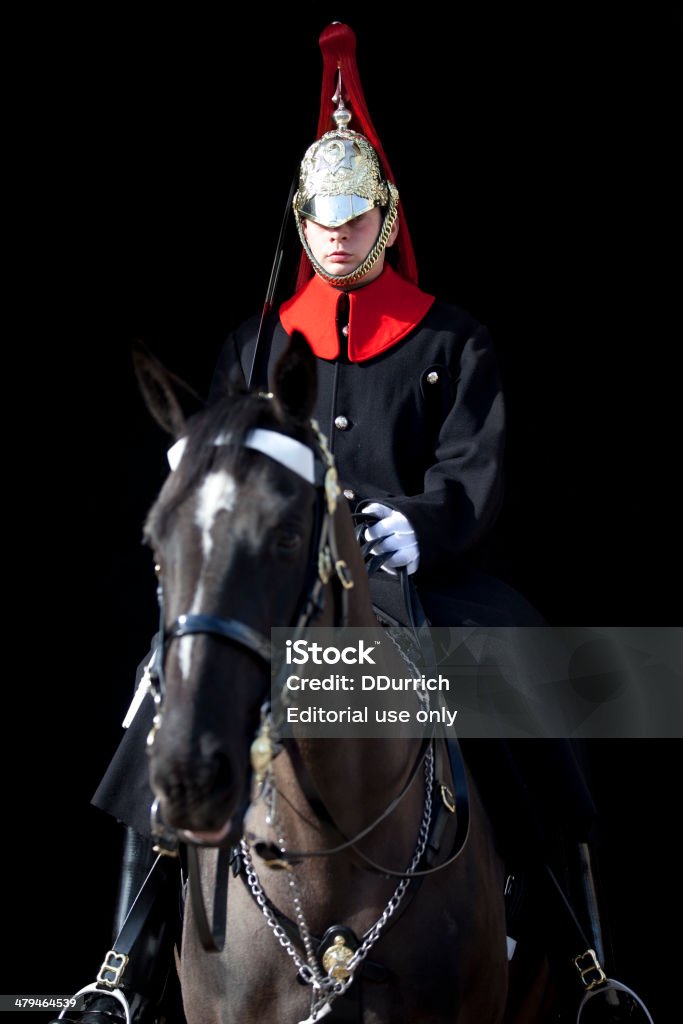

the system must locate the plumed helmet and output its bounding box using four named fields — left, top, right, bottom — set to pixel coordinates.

left=293, top=23, right=418, bottom=290
left=297, top=129, right=389, bottom=230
